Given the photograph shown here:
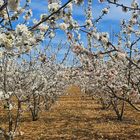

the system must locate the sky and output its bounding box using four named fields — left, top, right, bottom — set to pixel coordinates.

left=29, top=0, right=133, bottom=30
left=31, top=0, right=132, bottom=43
left=20, top=0, right=140, bottom=65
